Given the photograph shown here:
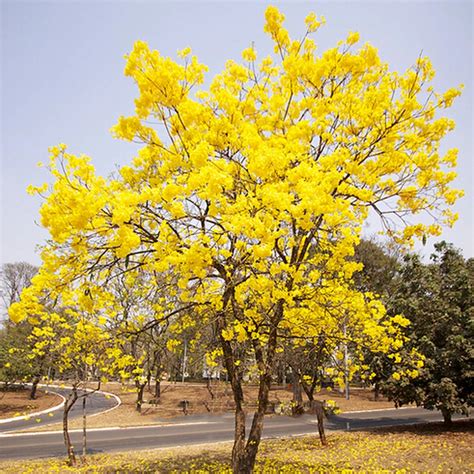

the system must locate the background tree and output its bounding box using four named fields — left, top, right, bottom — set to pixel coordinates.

left=0, top=322, right=38, bottom=388
left=0, top=263, right=43, bottom=397
left=285, top=335, right=335, bottom=444
left=353, top=239, right=404, bottom=399
left=1, top=262, right=38, bottom=310
left=353, top=239, right=401, bottom=297
left=383, top=242, right=473, bottom=424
